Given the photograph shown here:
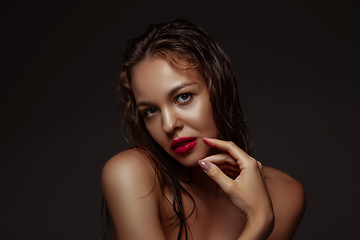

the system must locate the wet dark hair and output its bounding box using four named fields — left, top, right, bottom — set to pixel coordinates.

left=106, top=19, right=253, bottom=240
